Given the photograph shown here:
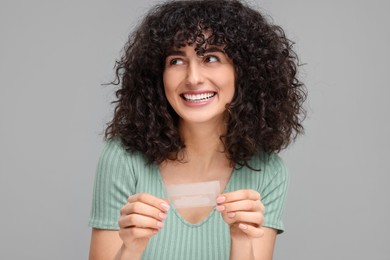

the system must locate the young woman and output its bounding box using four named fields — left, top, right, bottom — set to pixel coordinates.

left=88, top=0, right=306, bottom=259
